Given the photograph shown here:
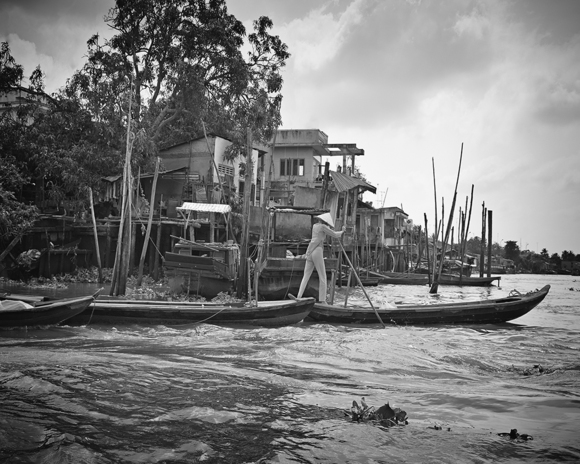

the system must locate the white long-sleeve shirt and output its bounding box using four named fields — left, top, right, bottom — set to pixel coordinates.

left=305, top=223, right=343, bottom=257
